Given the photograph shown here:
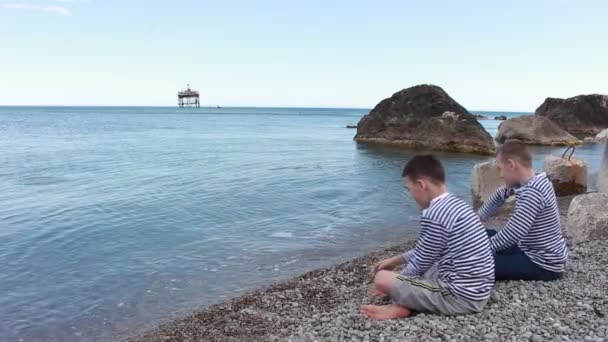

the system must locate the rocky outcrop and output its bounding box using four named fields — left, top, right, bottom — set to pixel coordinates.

left=567, top=193, right=608, bottom=244
left=474, top=114, right=489, bottom=120
left=355, top=85, right=495, bottom=155
left=494, top=115, right=507, bottom=121
left=535, top=94, right=608, bottom=135
left=542, top=156, right=588, bottom=196
left=496, top=115, right=582, bottom=146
